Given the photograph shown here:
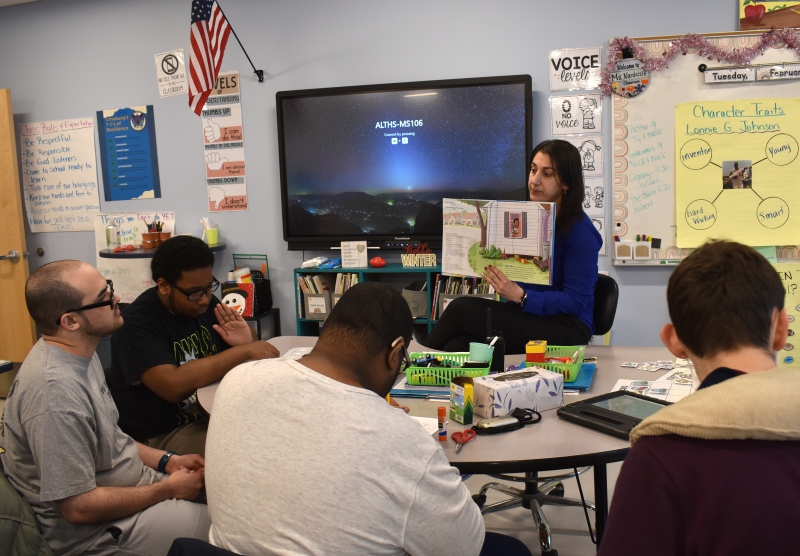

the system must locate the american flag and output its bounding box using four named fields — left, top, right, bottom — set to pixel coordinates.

left=189, top=0, right=231, bottom=115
